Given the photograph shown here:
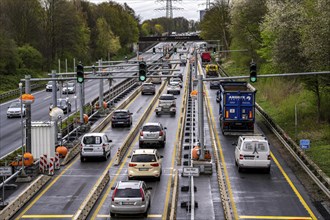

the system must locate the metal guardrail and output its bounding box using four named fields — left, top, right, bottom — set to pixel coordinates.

left=217, top=63, right=330, bottom=199
left=0, top=84, right=44, bottom=102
